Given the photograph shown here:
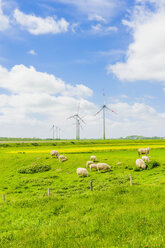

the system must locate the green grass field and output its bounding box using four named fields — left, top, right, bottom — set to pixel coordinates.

left=0, top=140, right=165, bottom=248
